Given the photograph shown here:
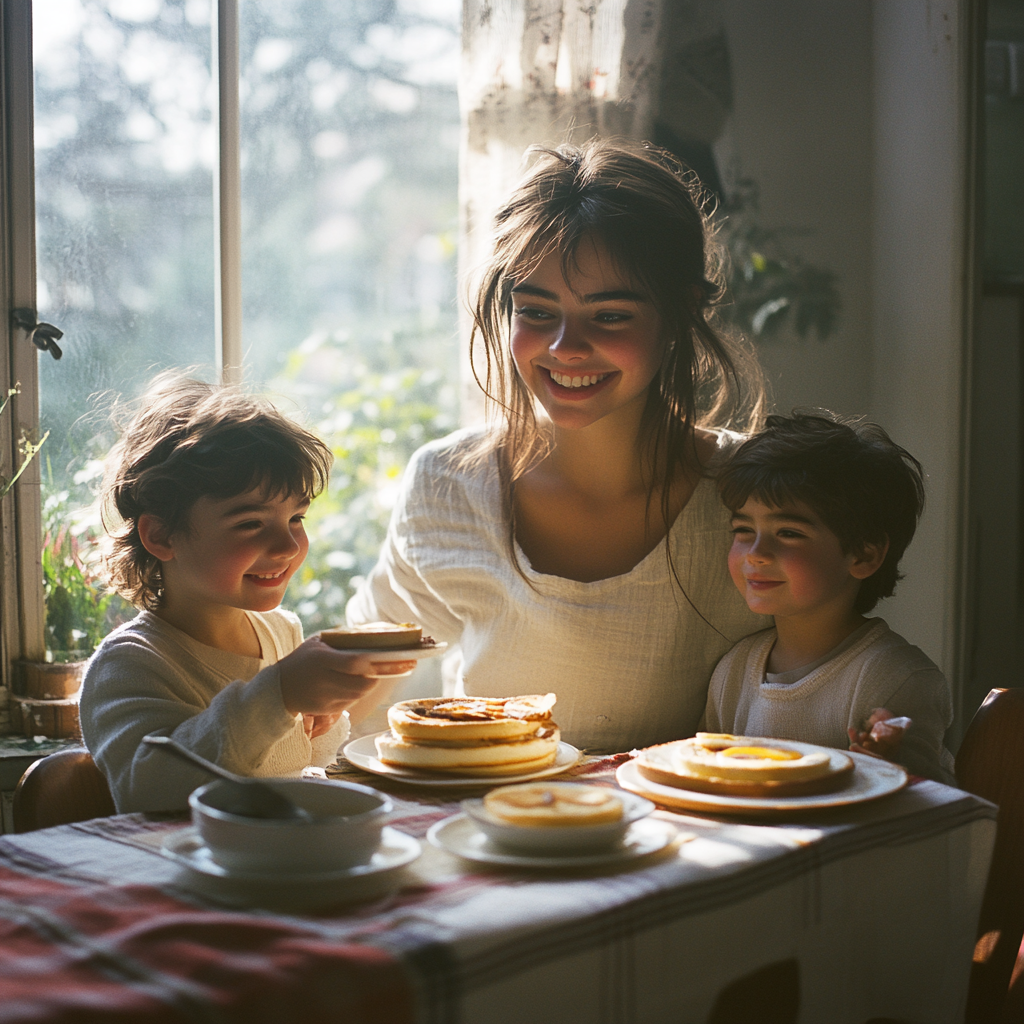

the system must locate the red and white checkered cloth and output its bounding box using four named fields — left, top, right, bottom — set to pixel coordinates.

left=0, top=754, right=997, bottom=1024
